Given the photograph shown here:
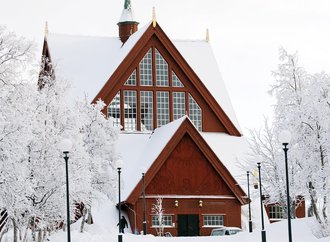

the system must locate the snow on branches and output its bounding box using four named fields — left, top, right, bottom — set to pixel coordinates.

left=247, top=47, right=330, bottom=237
left=0, top=26, right=119, bottom=241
